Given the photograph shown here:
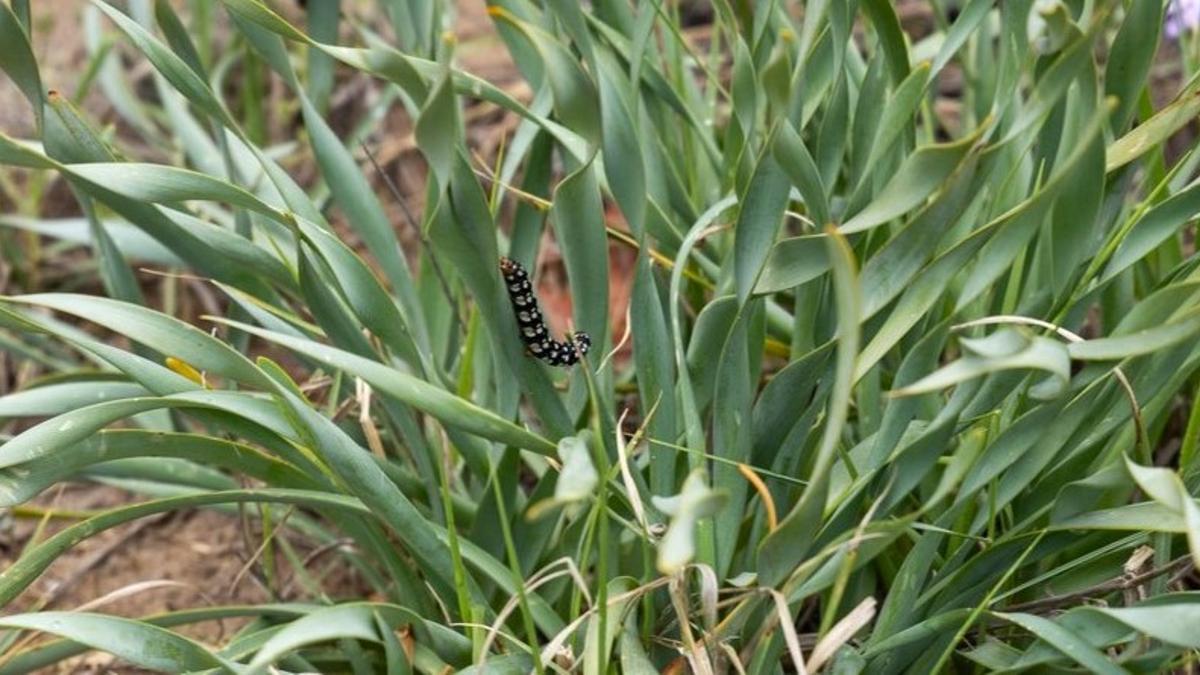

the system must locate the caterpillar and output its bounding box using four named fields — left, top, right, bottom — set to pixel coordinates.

left=500, top=257, right=591, bottom=367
